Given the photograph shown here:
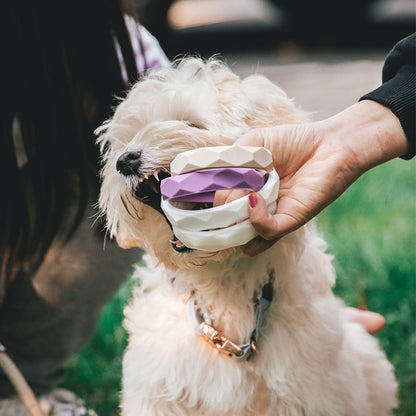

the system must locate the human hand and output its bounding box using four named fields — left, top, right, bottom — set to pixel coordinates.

left=345, top=307, right=385, bottom=334
left=233, top=100, right=408, bottom=256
